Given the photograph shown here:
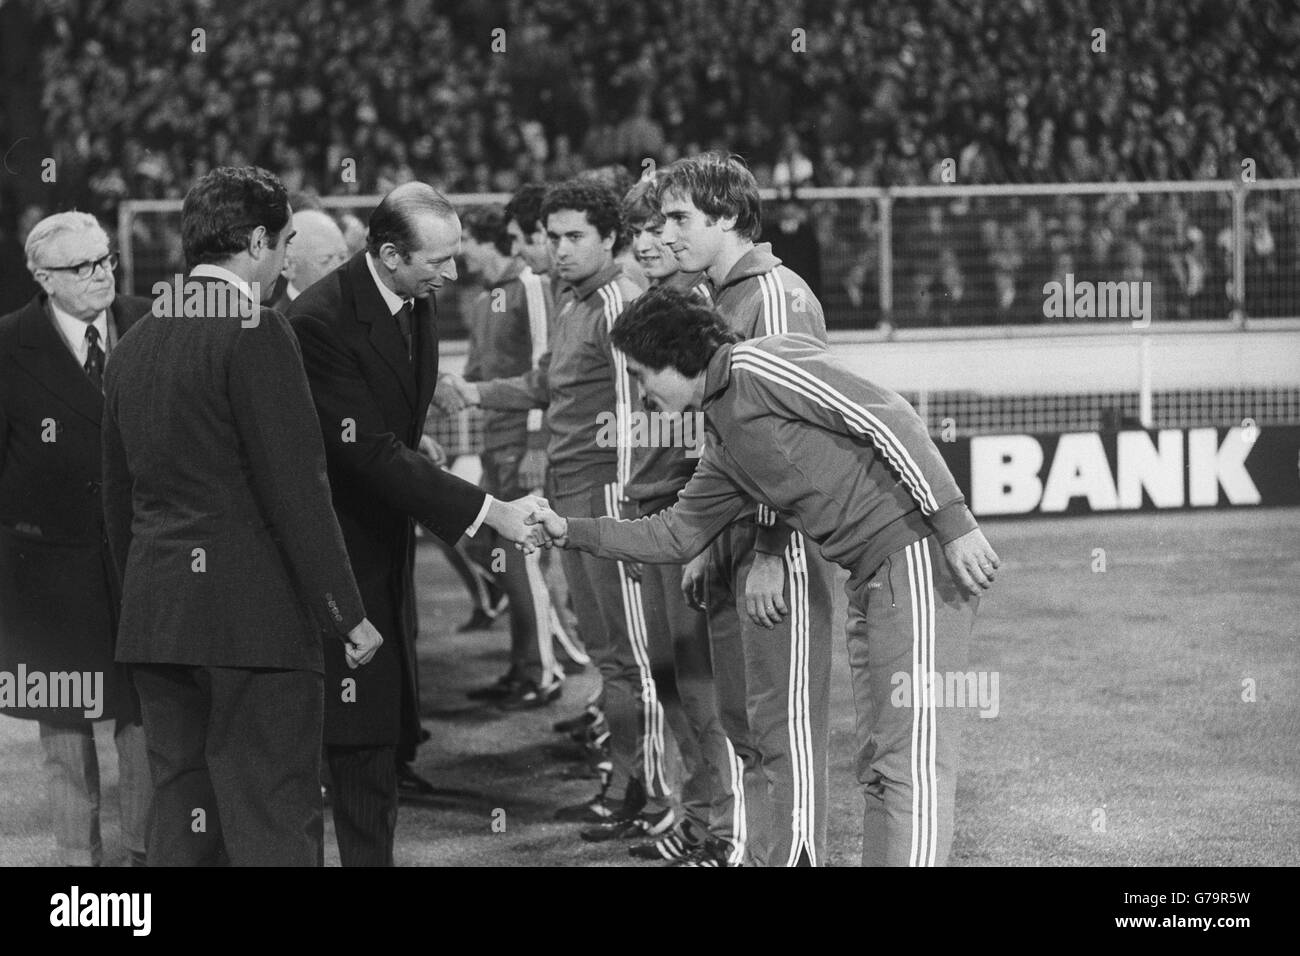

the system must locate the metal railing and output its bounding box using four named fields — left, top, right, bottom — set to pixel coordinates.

left=118, top=179, right=1300, bottom=335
